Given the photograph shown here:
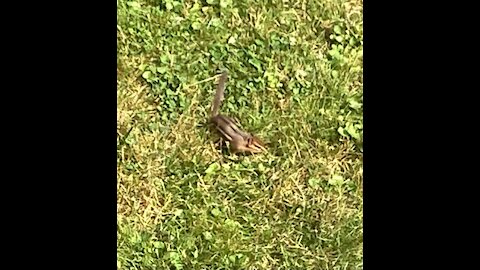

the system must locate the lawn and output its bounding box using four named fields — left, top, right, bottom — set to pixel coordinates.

left=117, top=0, right=363, bottom=269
